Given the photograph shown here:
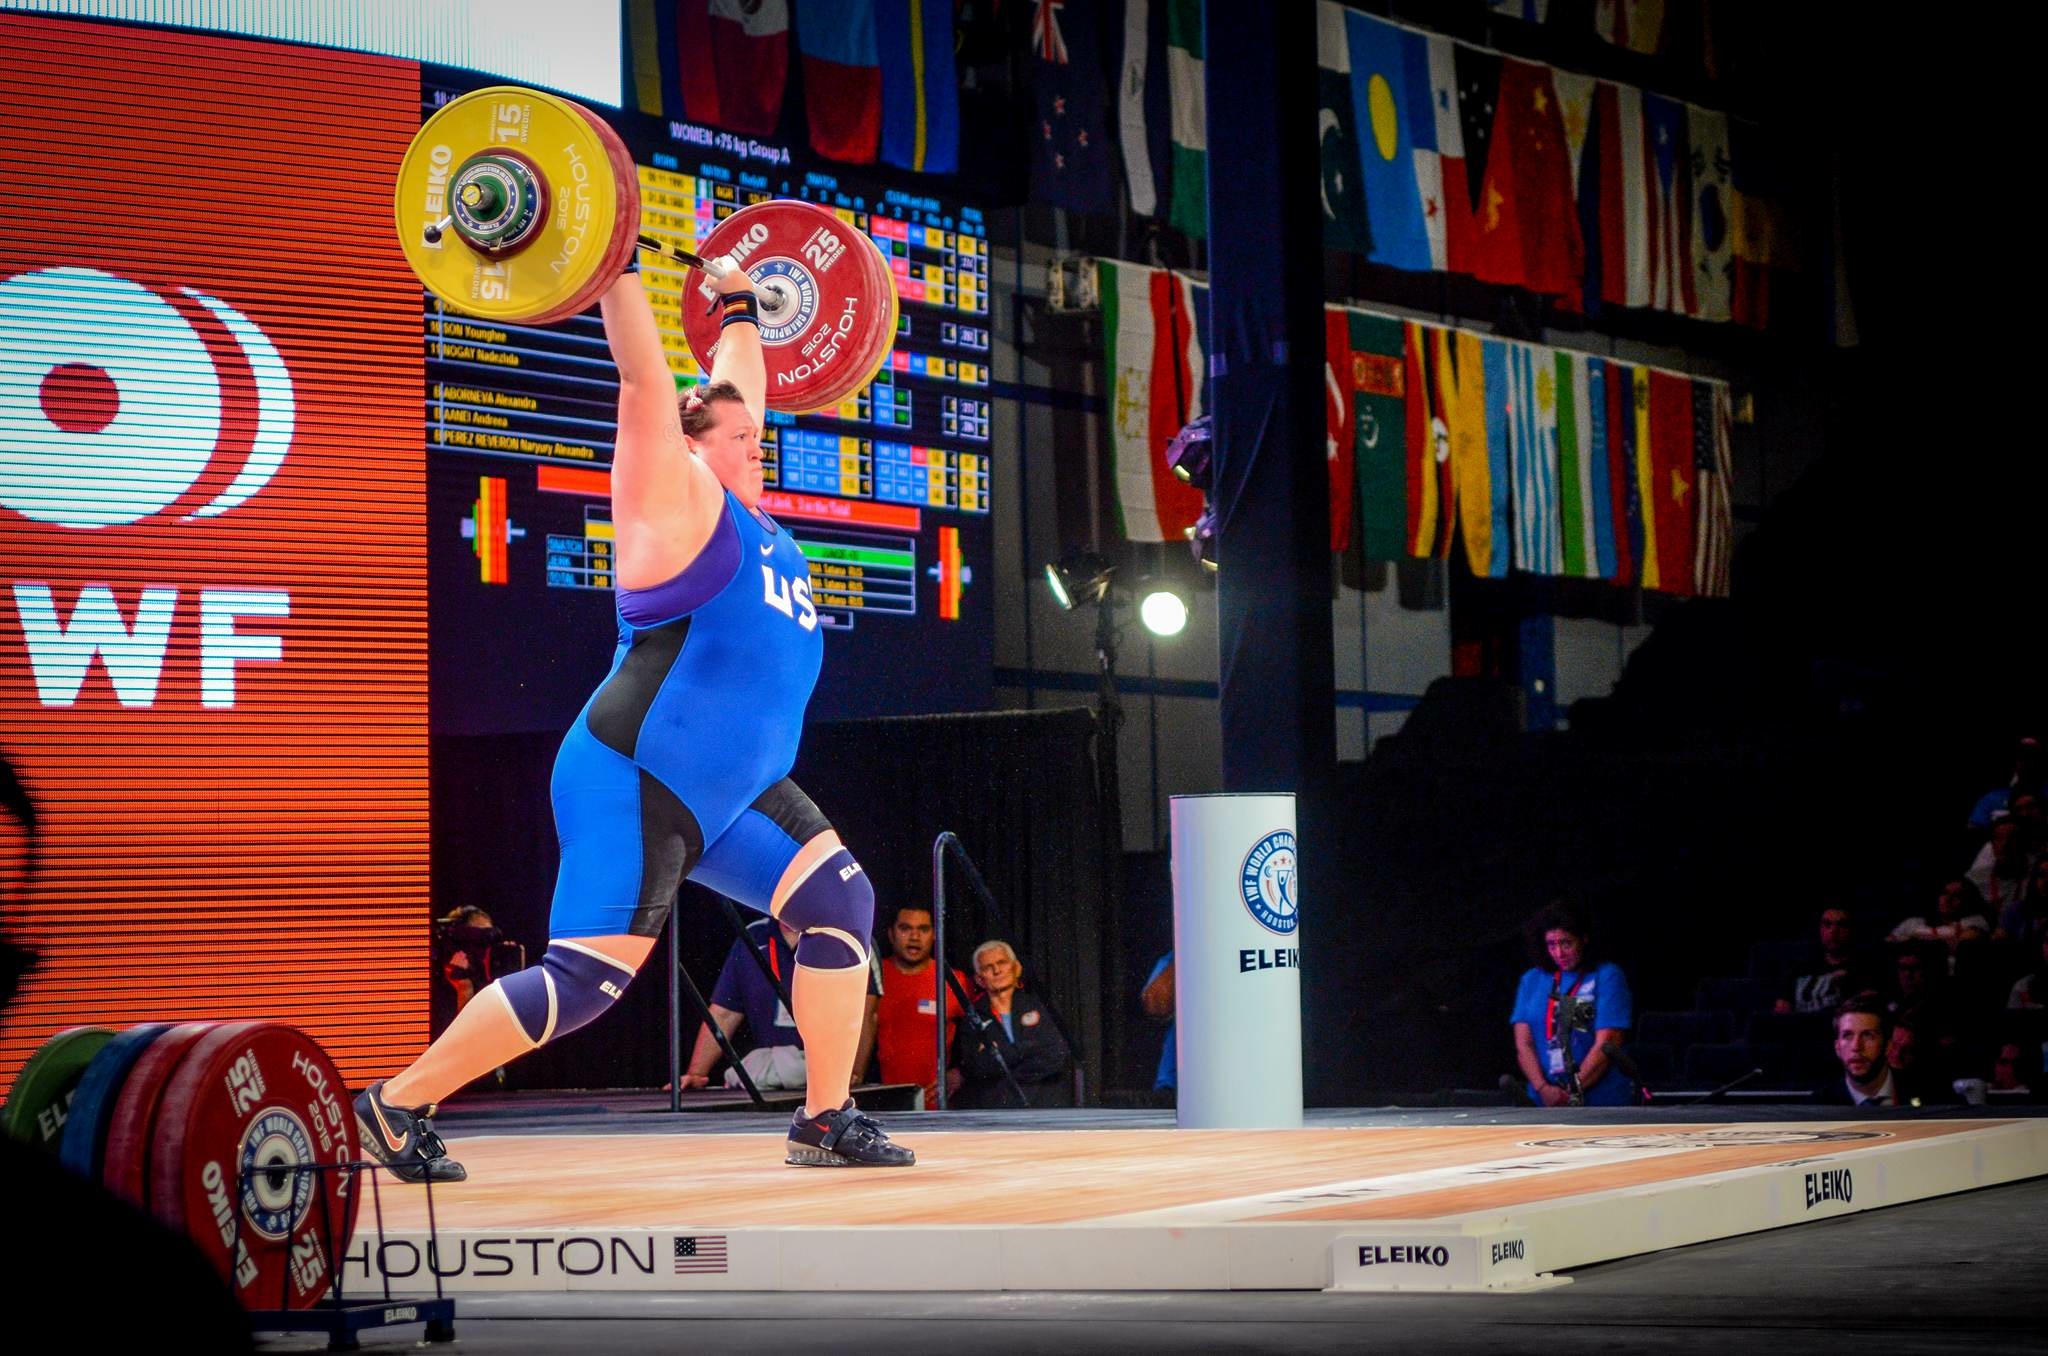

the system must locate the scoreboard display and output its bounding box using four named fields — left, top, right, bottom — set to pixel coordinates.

left=424, top=75, right=997, bottom=734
